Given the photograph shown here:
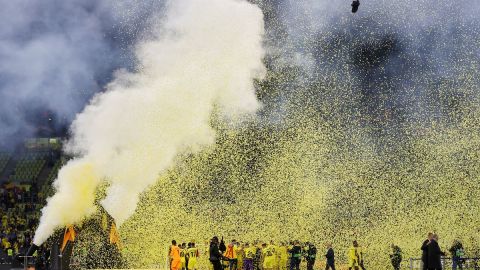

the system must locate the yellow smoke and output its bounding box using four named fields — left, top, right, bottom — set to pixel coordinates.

left=35, top=160, right=99, bottom=245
